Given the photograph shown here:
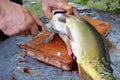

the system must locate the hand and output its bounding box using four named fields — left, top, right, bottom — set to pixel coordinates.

left=0, top=1, right=43, bottom=37
left=41, top=0, right=79, bottom=19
